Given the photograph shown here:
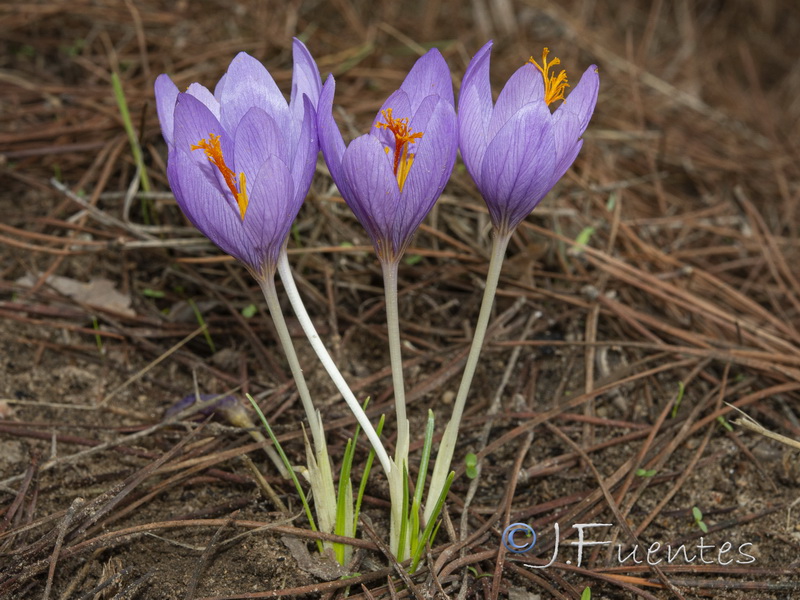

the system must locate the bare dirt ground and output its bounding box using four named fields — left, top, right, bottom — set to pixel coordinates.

left=1, top=1, right=799, bottom=598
